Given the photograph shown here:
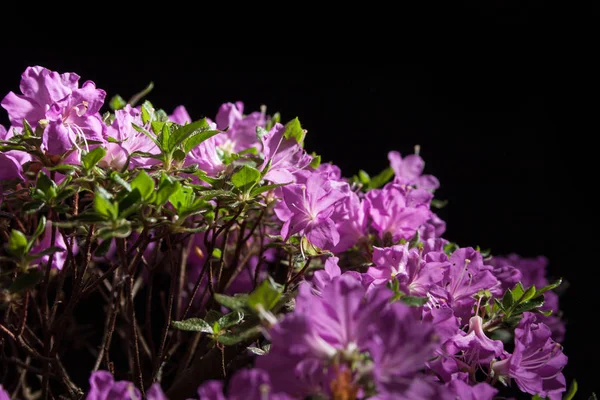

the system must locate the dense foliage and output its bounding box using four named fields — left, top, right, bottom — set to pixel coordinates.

left=0, top=67, right=572, bottom=399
